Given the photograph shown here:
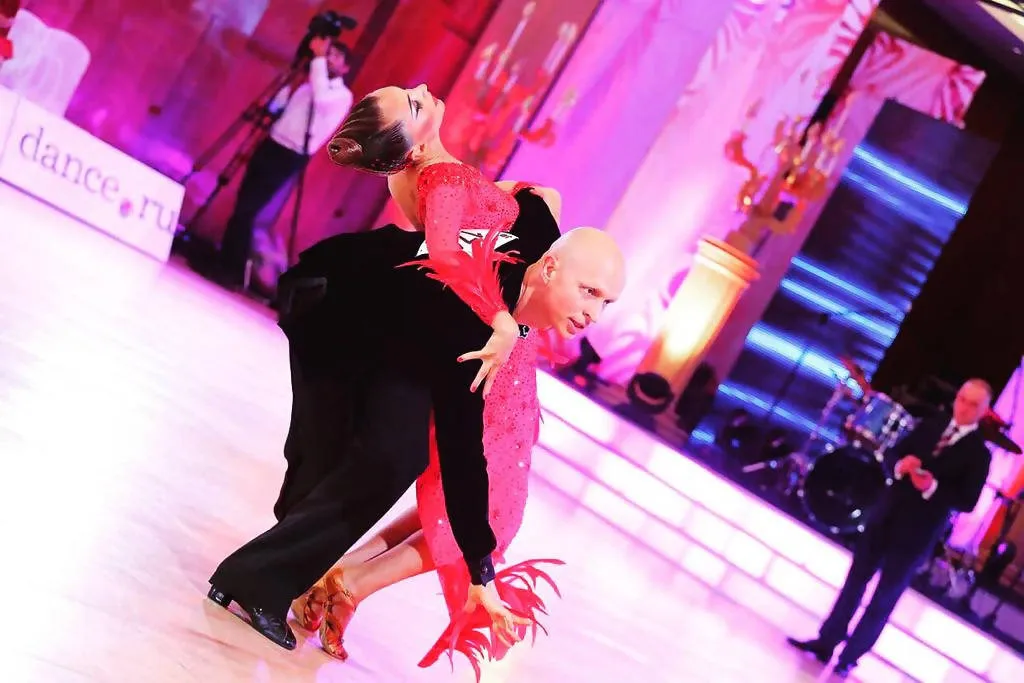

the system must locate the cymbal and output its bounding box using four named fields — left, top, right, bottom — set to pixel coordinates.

left=982, top=408, right=1009, bottom=429
left=981, top=426, right=1022, bottom=454
left=839, top=355, right=871, bottom=394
